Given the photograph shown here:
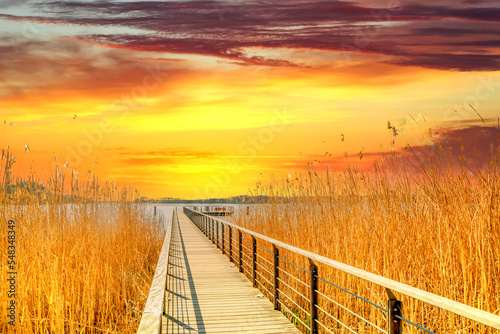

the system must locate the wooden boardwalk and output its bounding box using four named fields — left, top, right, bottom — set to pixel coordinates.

left=162, top=212, right=300, bottom=334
